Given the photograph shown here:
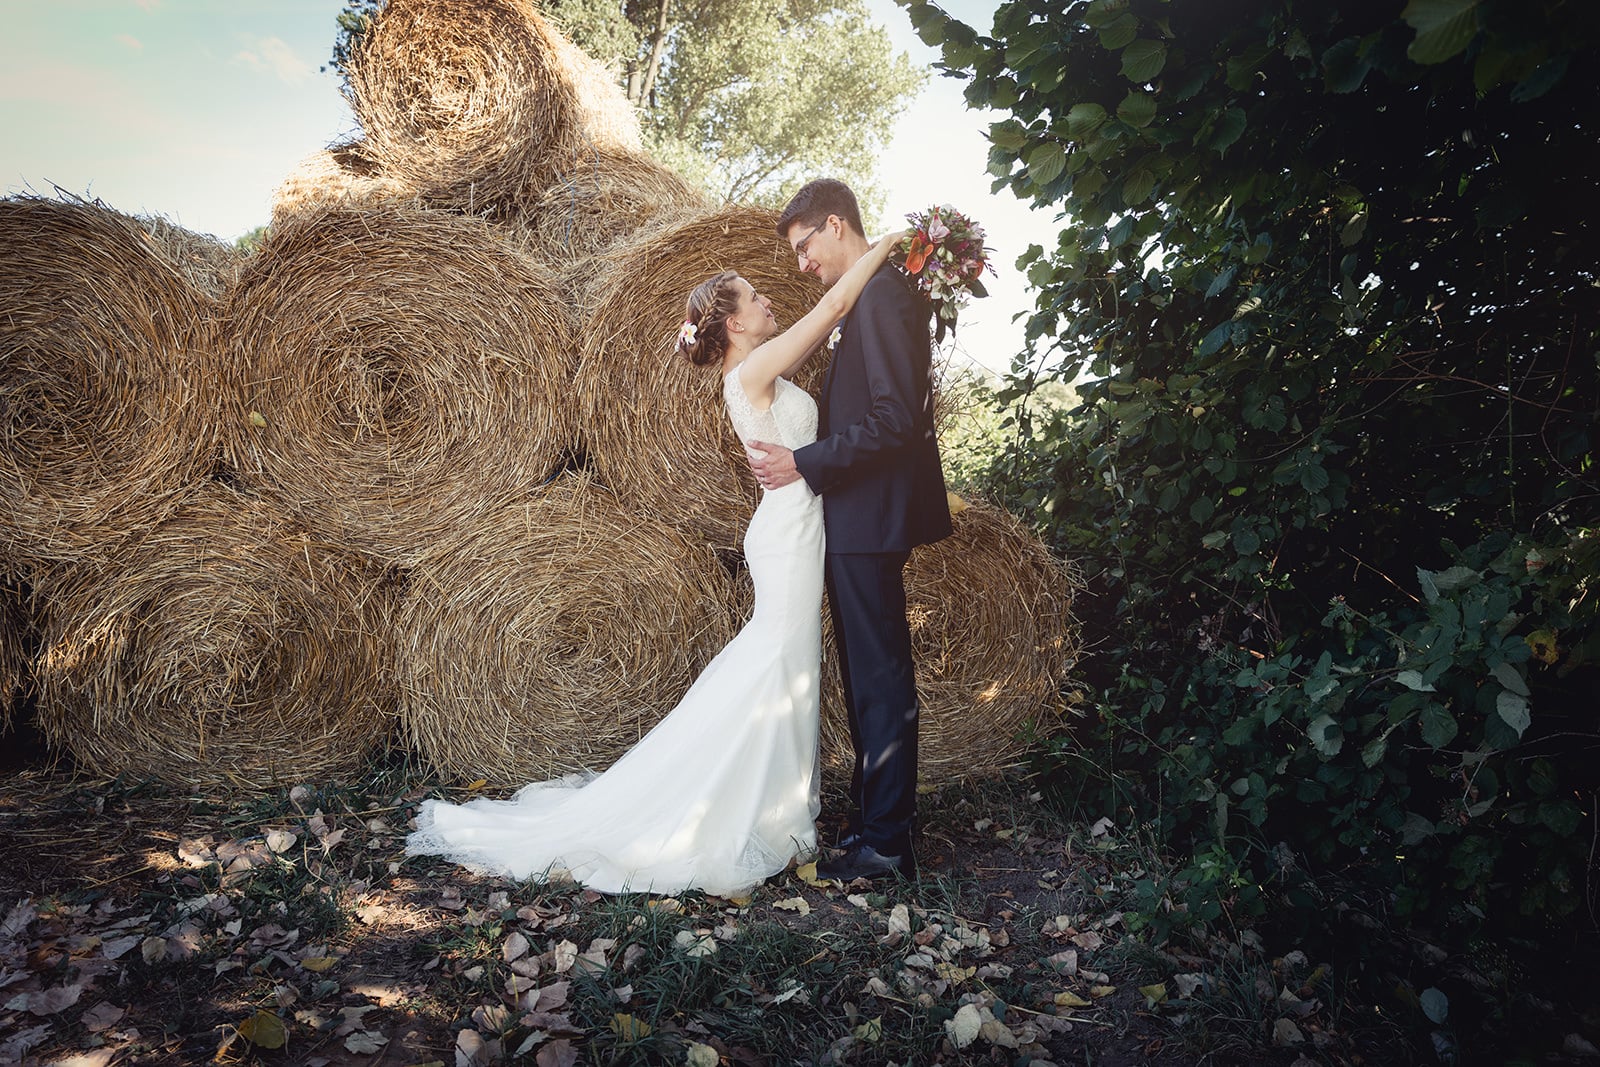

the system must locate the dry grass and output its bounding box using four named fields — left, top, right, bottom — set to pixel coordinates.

left=135, top=215, right=243, bottom=299
left=820, top=497, right=1082, bottom=781
left=396, top=472, right=742, bottom=785
left=0, top=571, right=27, bottom=733
left=221, top=203, right=575, bottom=564
left=512, top=146, right=710, bottom=273
left=33, top=484, right=399, bottom=791
left=0, top=195, right=222, bottom=569
left=270, top=139, right=420, bottom=227
left=345, top=0, right=640, bottom=217
left=575, top=205, right=830, bottom=551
